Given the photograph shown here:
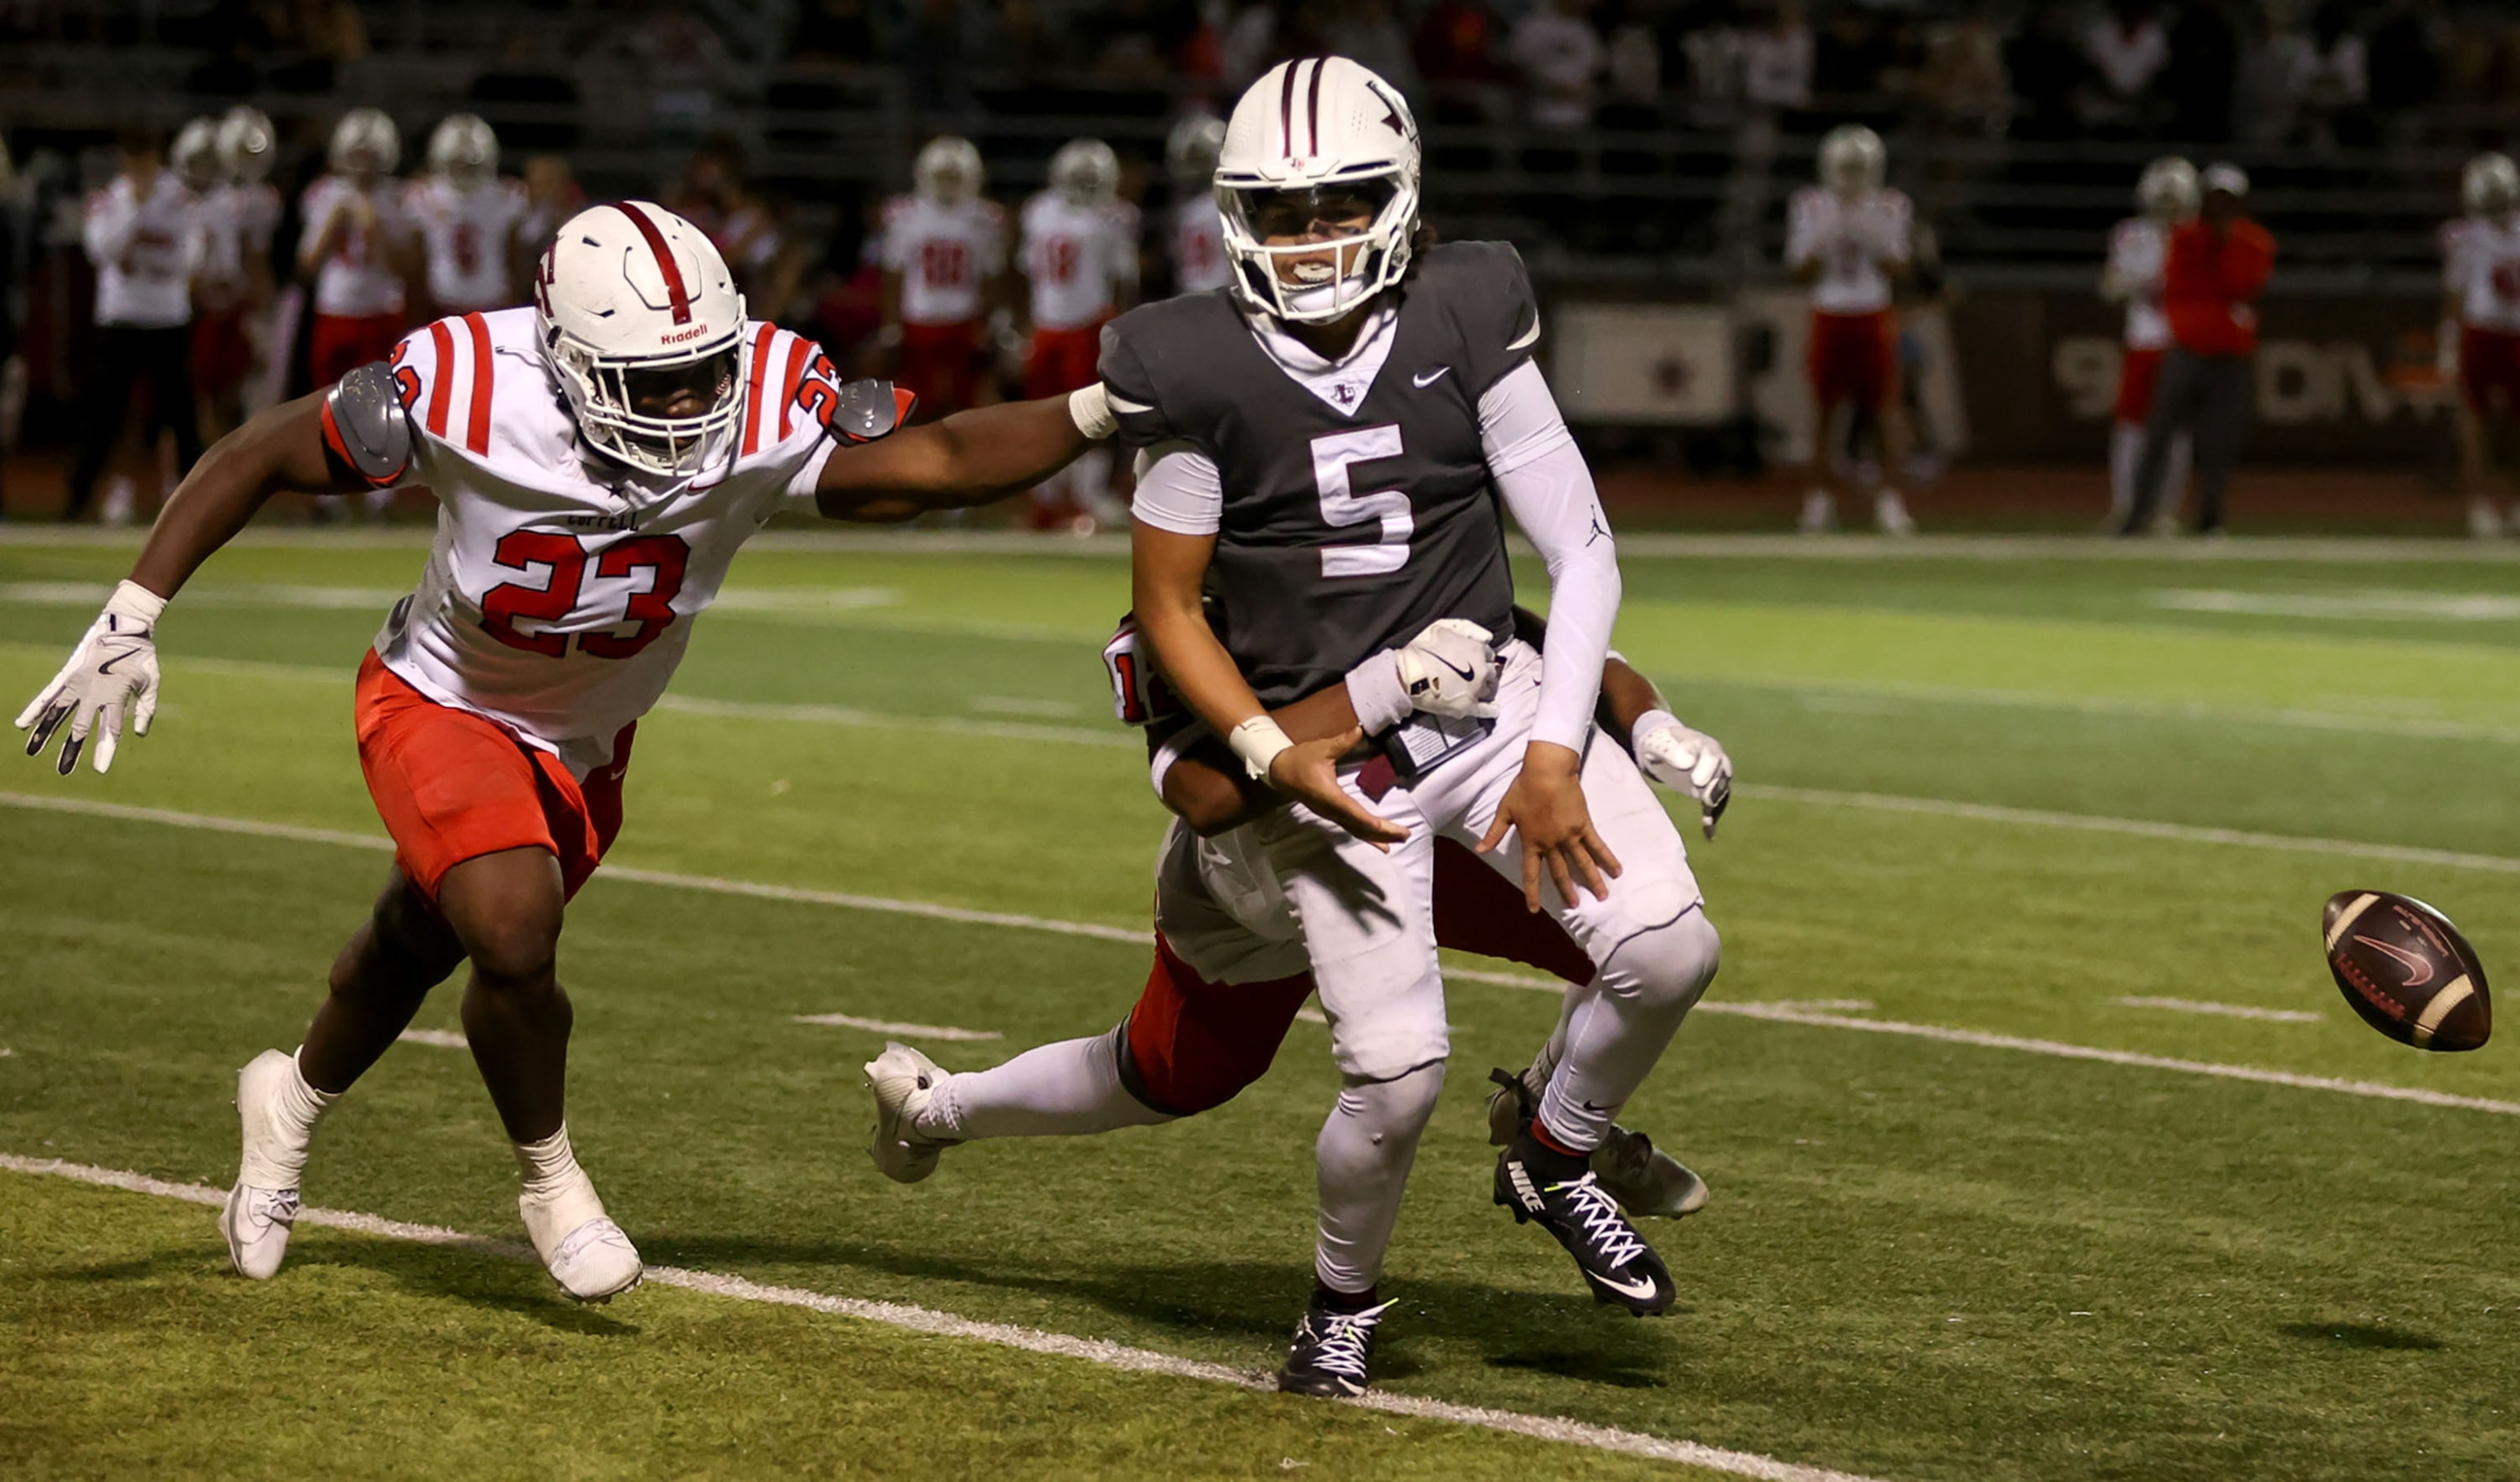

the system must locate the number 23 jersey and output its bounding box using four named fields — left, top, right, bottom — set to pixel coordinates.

left=370, top=306, right=842, bottom=777
left=1098, top=240, right=1536, bottom=709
